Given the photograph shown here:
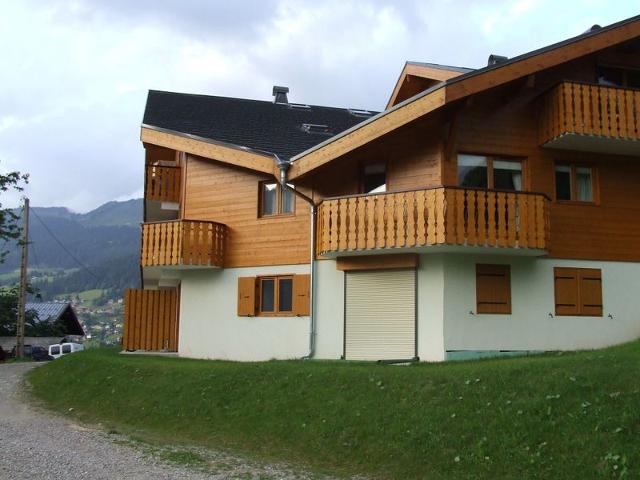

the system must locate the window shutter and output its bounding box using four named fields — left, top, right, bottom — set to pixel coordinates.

left=579, top=269, right=603, bottom=316
left=554, top=267, right=580, bottom=315
left=476, top=264, right=511, bottom=314
left=292, top=274, right=311, bottom=316
left=237, top=277, right=256, bottom=316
